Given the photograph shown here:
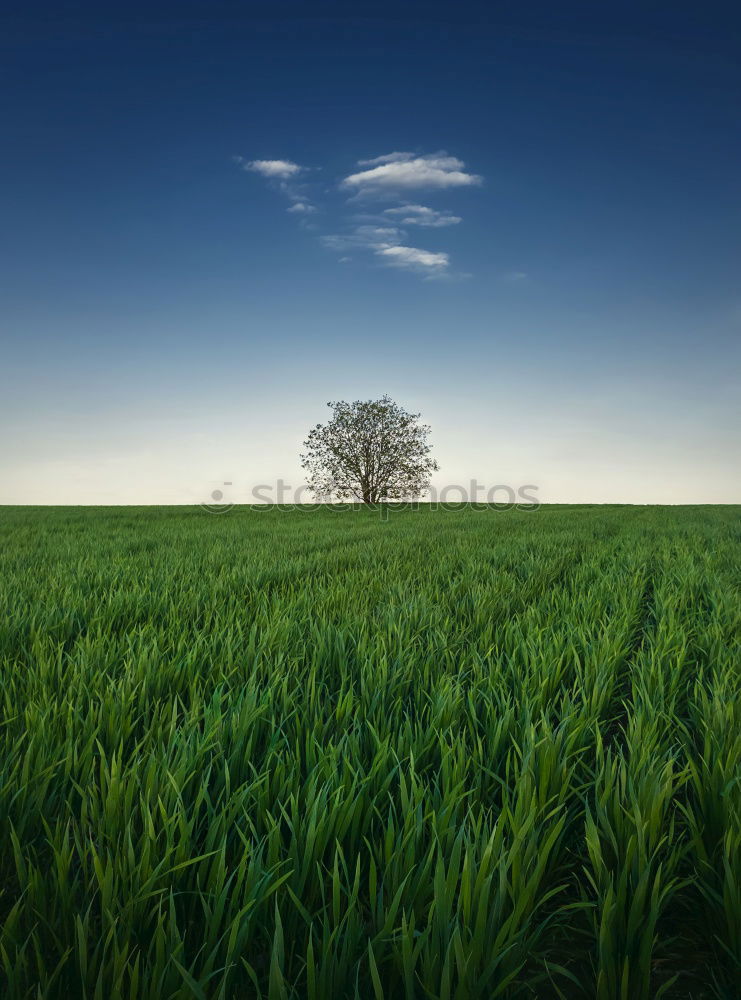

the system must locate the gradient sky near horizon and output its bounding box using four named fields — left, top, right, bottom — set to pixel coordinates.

left=2, top=0, right=740, bottom=505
